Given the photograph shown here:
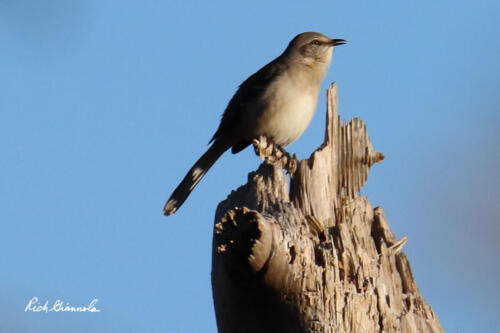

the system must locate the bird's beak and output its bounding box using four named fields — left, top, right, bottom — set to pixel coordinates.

left=330, top=39, right=346, bottom=46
